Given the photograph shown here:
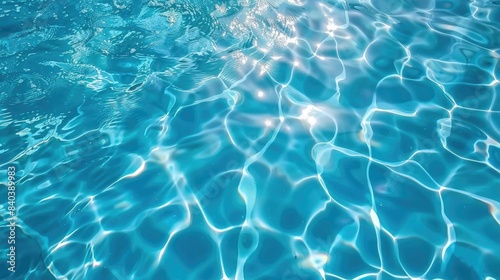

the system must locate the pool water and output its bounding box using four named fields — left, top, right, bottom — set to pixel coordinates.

left=1, top=0, right=500, bottom=279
